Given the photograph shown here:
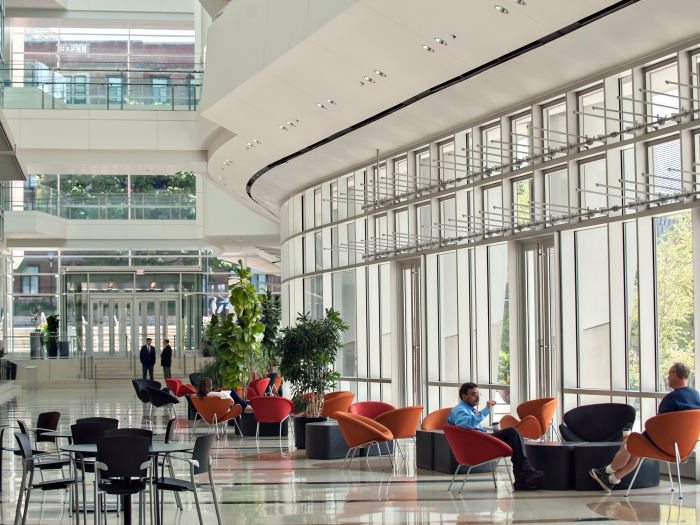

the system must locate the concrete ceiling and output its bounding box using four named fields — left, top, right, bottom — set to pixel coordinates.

left=198, top=0, right=700, bottom=218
